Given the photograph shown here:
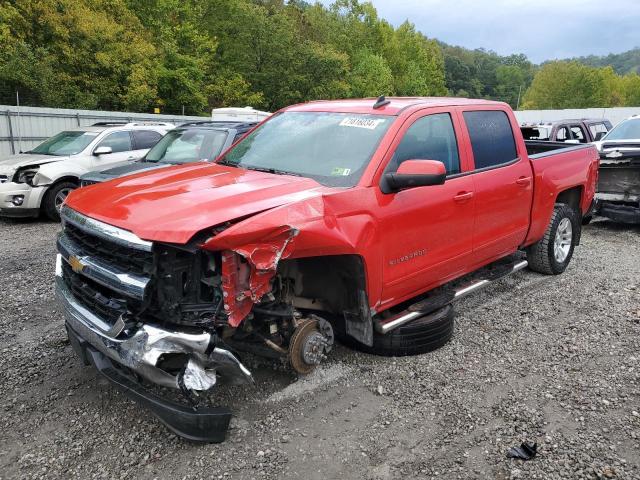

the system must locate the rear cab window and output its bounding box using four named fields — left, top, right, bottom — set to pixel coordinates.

left=570, top=125, right=587, bottom=143
left=462, top=110, right=518, bottom=169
